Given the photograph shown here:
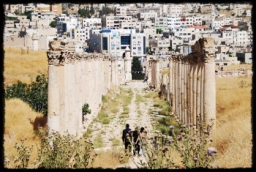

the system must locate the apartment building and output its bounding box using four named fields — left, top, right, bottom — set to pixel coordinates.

left=101, top=15, right=132, bottom=29
left=167, top=15, right=202, bottom=30
left=89, top=28, right=146, bottom=58
left=149, top=37, right=170, bottom=51
left=16, top=15, right=27, bottom=21
left=173, top=27, right=195, bottom=41
left=82, top=18, right=102, bottom=30
left=5, top=20, right=15, bottom=28
left=170, top=37, right=183, bottom=50
left=19, top=19, right=30, bottom=28
left=142, top=28, right=157, bottom=39
left=71, top=26, right=90, bottom=42
left=31, top=11, right=56, bottom=21
left=115, top=6, right=128, bottom=16
left=50, top=4, right=62, bottom=15
left=9, top=4, right=22, bottom=13
left=139, top=12, right=158, bottom=21
left=140, top=7, right=162, bottom=17
left=234, top=31, right=249, bottom=47
left=166, top=4, right=183, bottom=17
left=232, top=17, right=243, bottom=26
left=212, top=16, right=225, bottom=29
left=120, top=21, right=142, bottom=31
left=154, top=17, right=168, bottom=31
left=57, top=17, right=80, bottom=35
left=35, top=3, right=50, bottom=12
